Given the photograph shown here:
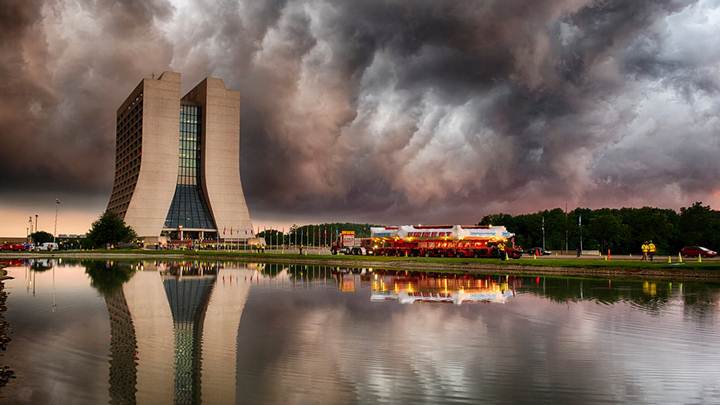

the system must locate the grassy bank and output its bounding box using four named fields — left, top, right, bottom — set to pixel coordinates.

left=4, top=249, right=720, bottom=279
left=94, top=250, right=720, bottom=269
